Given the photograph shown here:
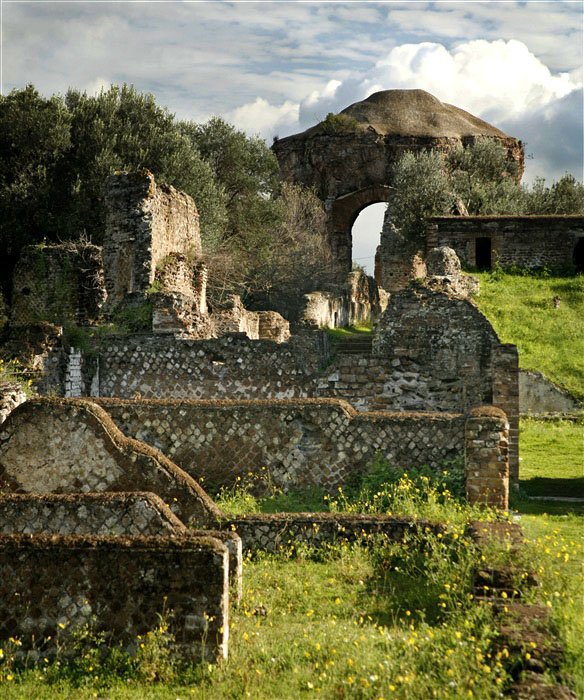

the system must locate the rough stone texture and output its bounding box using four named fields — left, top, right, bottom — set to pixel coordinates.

left=426, top=216, right=584, bottom=269
left=88, top=332, right=320, bottom=400
left=373, top=285, right=500, bottom=412
left=0, top=399, right=223, bottom=528
left=465, top=406, right=509, bottom=509
left=0, top=492, right=186, bottom=536
left=300, top=269, right=381, bottom=328
left=0, top=533, right=229, bottom=661
left=223, top=512, right=445, bottom=552
left=0, top=492, right=243, bottom=605
left=10, top=243, right=106, bottom=326
left=211, top=295, right=291, bottom=342
left=273, top=89, right=524, bottom=276
left=519, top=370, right=581, bottom=415
left=424, top=246, right=480, bottom=298
left=0, top=381, right=27, bottom=424
left=103, top=171, right=201, bottom=310
left=376, top=214, right=428, bottom=293
left=97, top=397, right=466, bottom=492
